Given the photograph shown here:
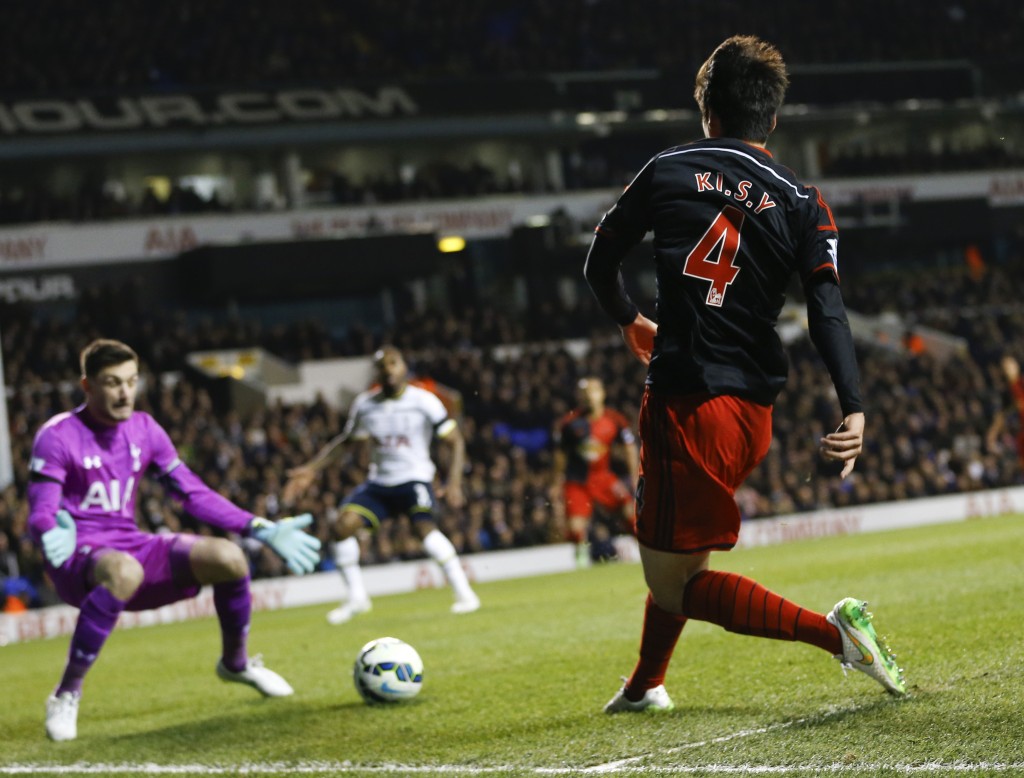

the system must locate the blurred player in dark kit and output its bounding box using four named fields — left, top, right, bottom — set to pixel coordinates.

left=553, top=377, right=638, bottom=567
